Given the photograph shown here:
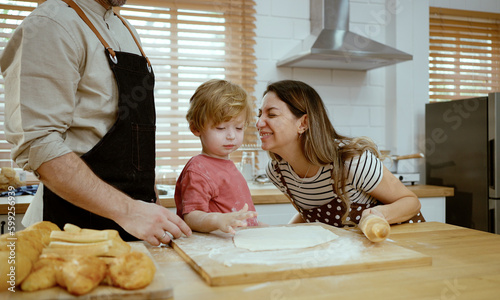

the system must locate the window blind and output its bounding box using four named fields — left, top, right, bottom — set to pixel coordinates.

left=0, top=0, right=258, bottom=174
left=429, top=7, right=500, bottom=102
left=0, top=0, right=38, bottom=168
